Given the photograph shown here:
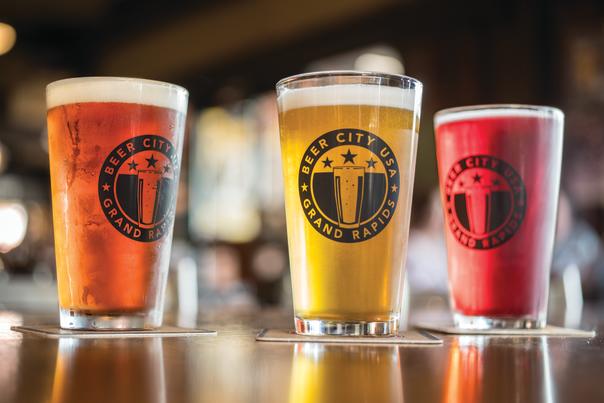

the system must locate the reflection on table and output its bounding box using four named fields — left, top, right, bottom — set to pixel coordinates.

left=288, top=344, right=403, bottom=403
left=443, top=337, right=554, bottom=403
